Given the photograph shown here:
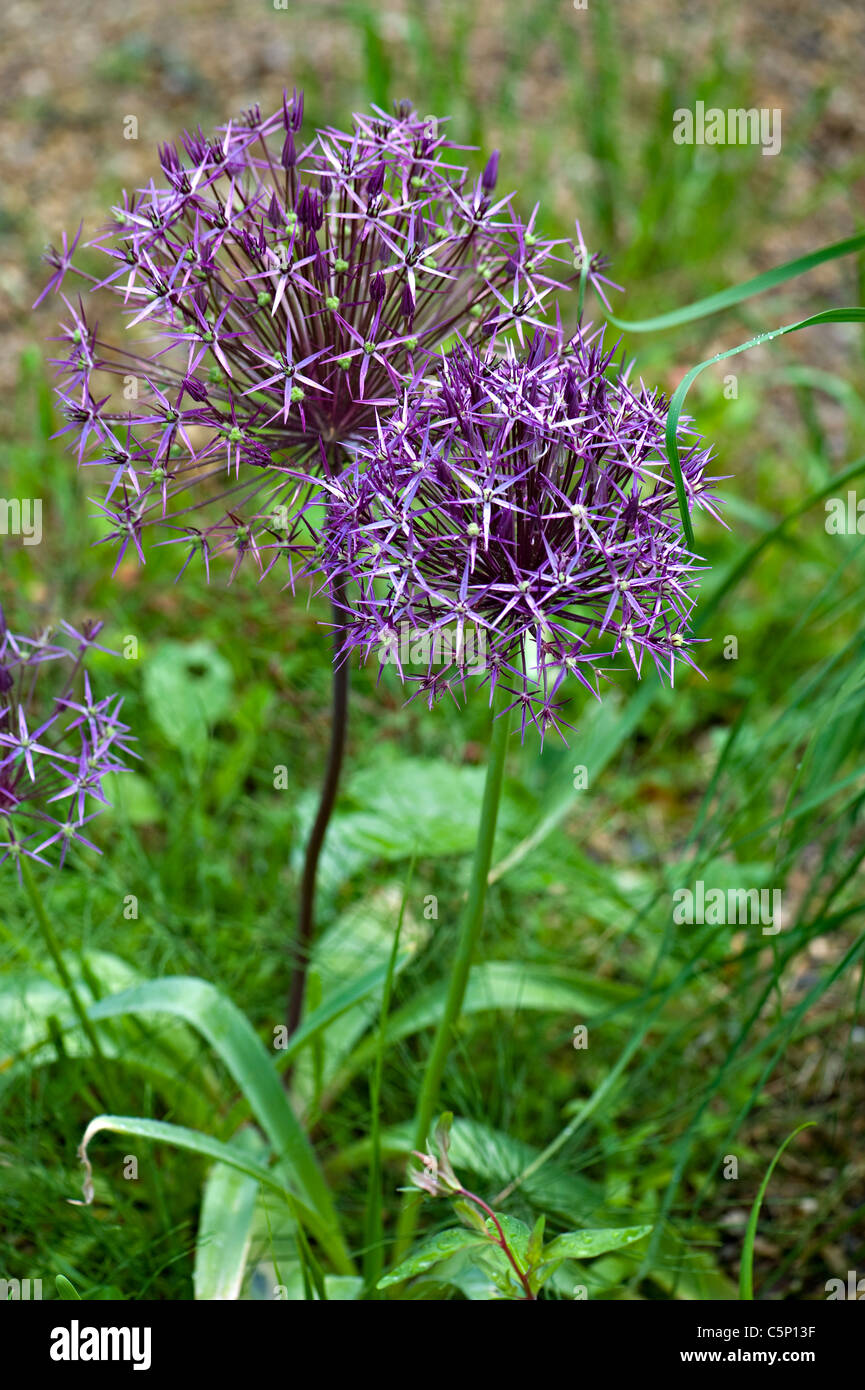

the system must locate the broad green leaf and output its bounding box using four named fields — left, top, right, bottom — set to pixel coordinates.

left=0, top=950, right=140, bottom=1060
left=142, top=639, right=233, bottom=759
left=364, top=859, right=415, bottom=1295
left=76, top=1114, right=345, bottom=1269
left=55, top=1275, right=81, bottom=1300
left=338, top=962, right=636, bottom=1090
left=194, top=1129, right=265, bottom=1300
left=645, top=1233, right=739, bottom=1302
left=377, top=1229, right=488, bottom=1289
left=101, top=771, right=163, bottom=826
left=293, top=887, right=428, bottom=1100
left=222, top=956, right=414, bottom=1138
left=389, top=961, right=636, bottom=1034
left=0, top=951, right=208, bottom=1113
left=474, top=1216, right=533, bottom=1299
left=87, top=977, right=351, bottom=1273
left=298, top=756, right=523, bottom=895
left=276, top=957, right=412, bottom=1068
